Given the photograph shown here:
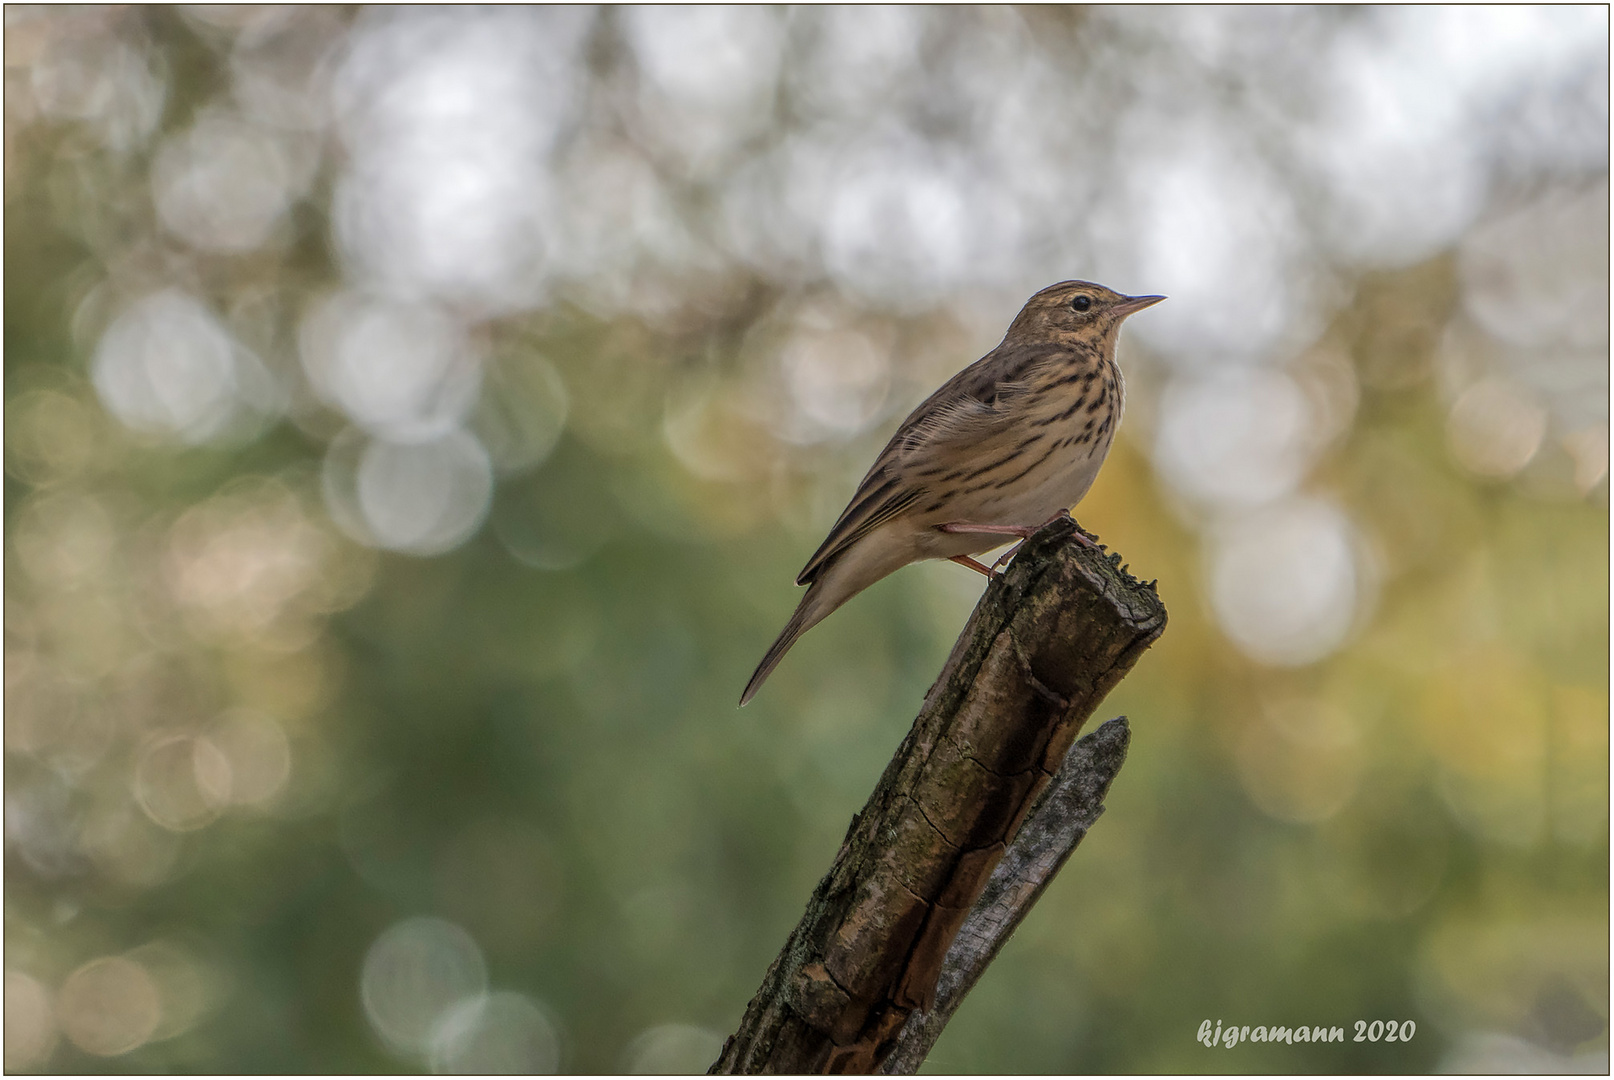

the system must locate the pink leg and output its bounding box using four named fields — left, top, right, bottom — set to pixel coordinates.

left=936, top=511, right=1096, bottom=549
left=949, top=555, right=998, bottom=578
left=1066, top=521, right=1098, bottom=548
left=936, top=522, right=1035, bottom=539
left=990, top=542, right=1024, bottom=571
